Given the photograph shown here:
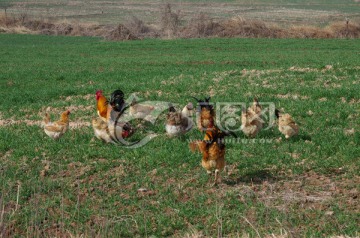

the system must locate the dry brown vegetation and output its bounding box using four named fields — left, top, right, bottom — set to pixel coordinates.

left=1, top=3, right=360, bottom=40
